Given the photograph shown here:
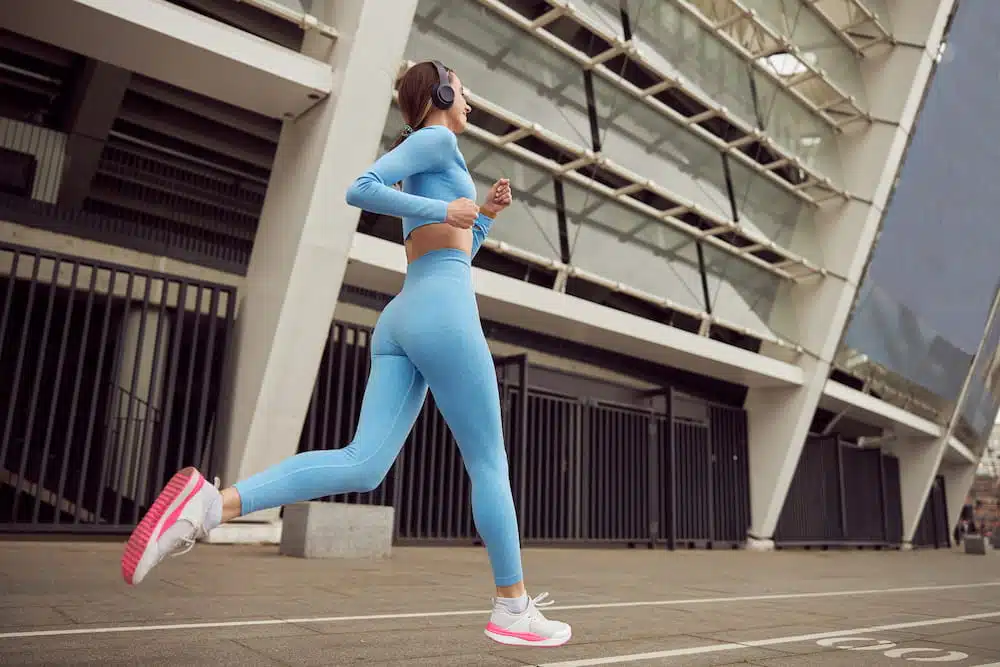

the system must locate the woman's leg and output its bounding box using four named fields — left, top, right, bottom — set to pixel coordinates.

left=122, top=343, right=427, bottom=586
left=401, top=321, right=571, bottom=647
left=228, top=352, right=426, bottom=517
